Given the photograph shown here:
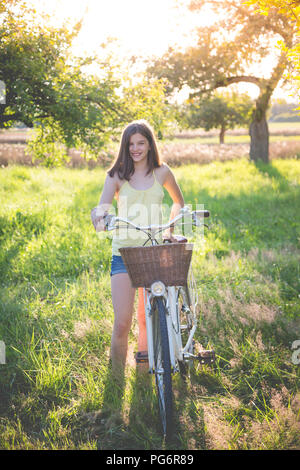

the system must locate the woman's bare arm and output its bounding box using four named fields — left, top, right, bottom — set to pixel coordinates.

left=91, top=174, right=118, bottom=231
left=162, top=164, right=184, bottom=237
